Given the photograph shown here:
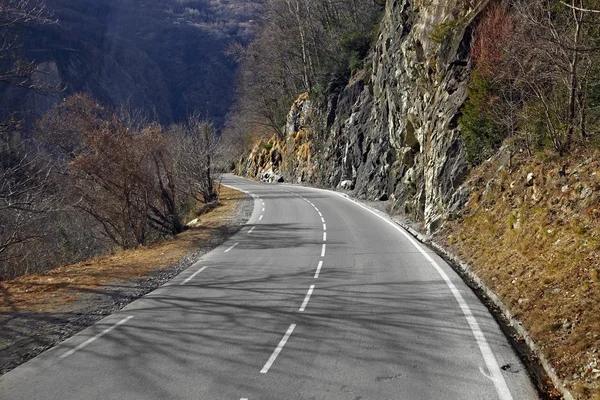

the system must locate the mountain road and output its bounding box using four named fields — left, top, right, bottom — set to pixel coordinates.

left=0, top=175, right=538, bottom=400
